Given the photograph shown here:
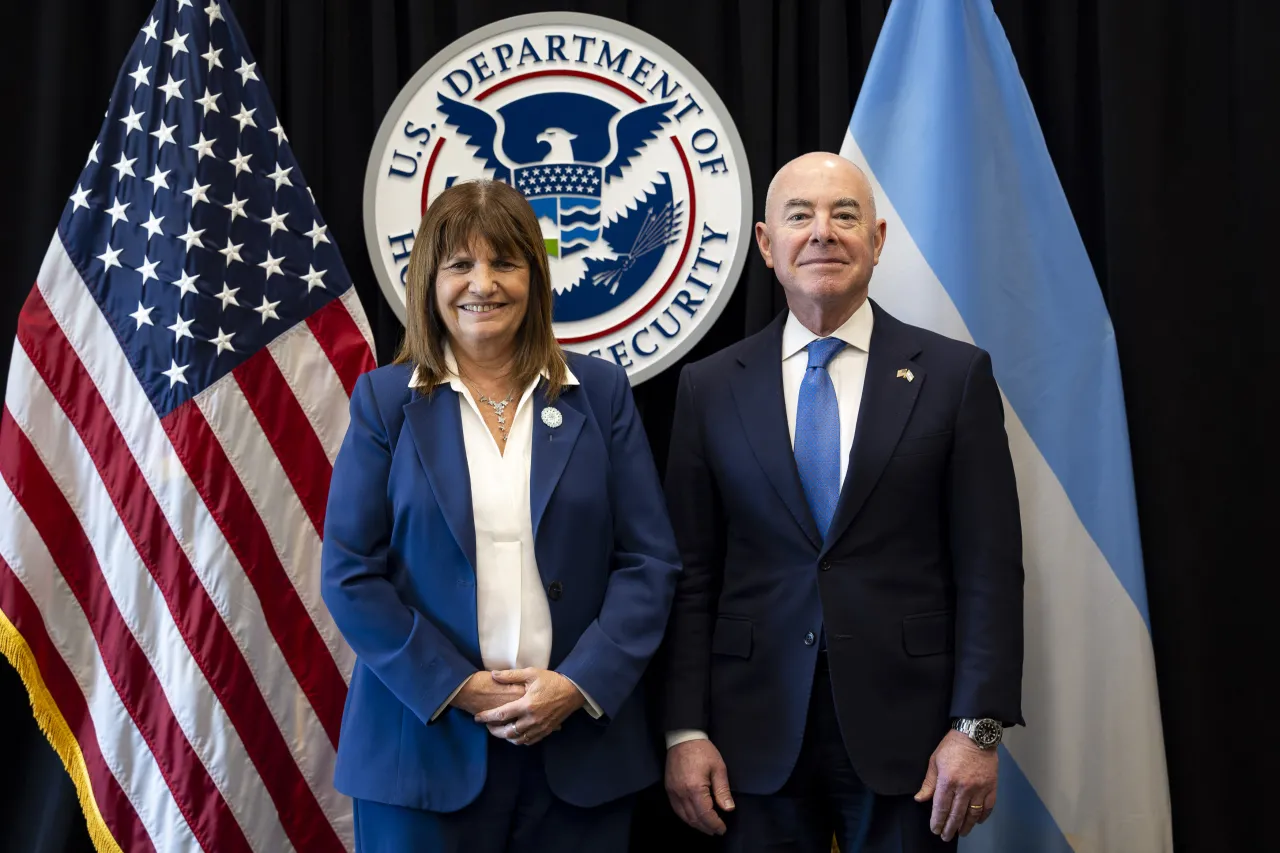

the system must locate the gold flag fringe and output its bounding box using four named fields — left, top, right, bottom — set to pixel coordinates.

left=0, top=607, right=123, bottom=853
